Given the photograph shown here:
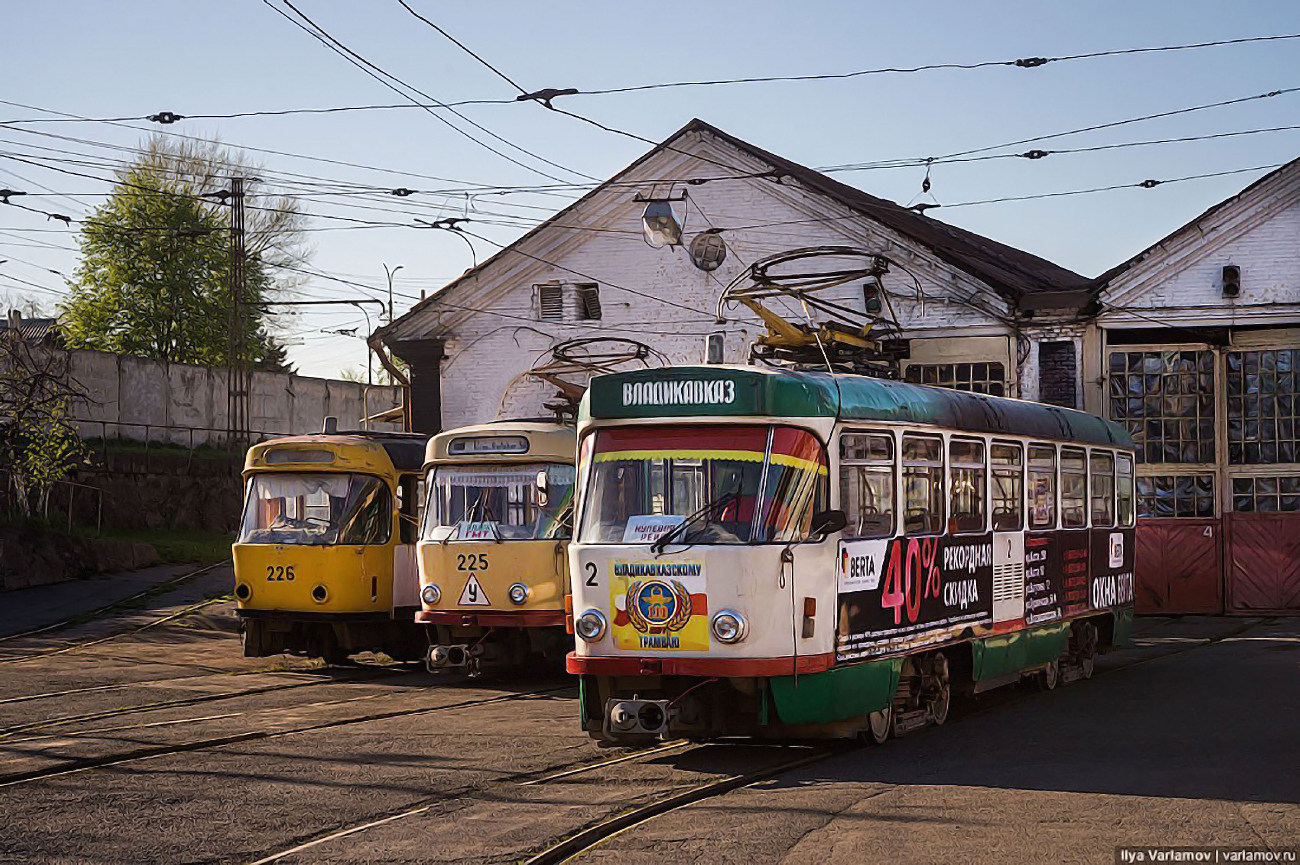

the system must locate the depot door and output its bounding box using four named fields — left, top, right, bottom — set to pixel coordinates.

left=1134, top=519, right=1222, bottom=614
left=1225, top=513, right=1300, bottom=613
